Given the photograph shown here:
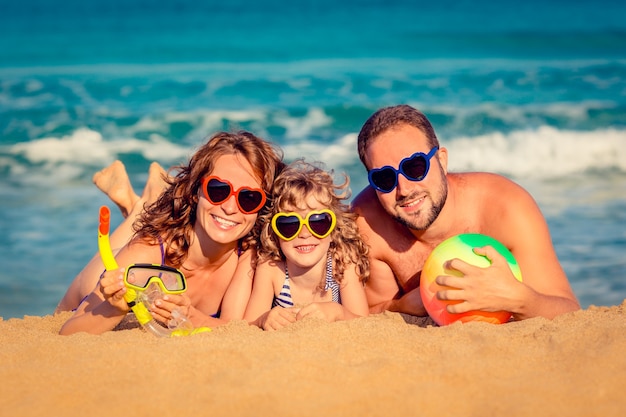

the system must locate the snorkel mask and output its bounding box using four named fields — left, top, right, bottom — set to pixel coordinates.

left=125, top=263, right=186, bottom=296
left=97, top=206, right=211, bottom=337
